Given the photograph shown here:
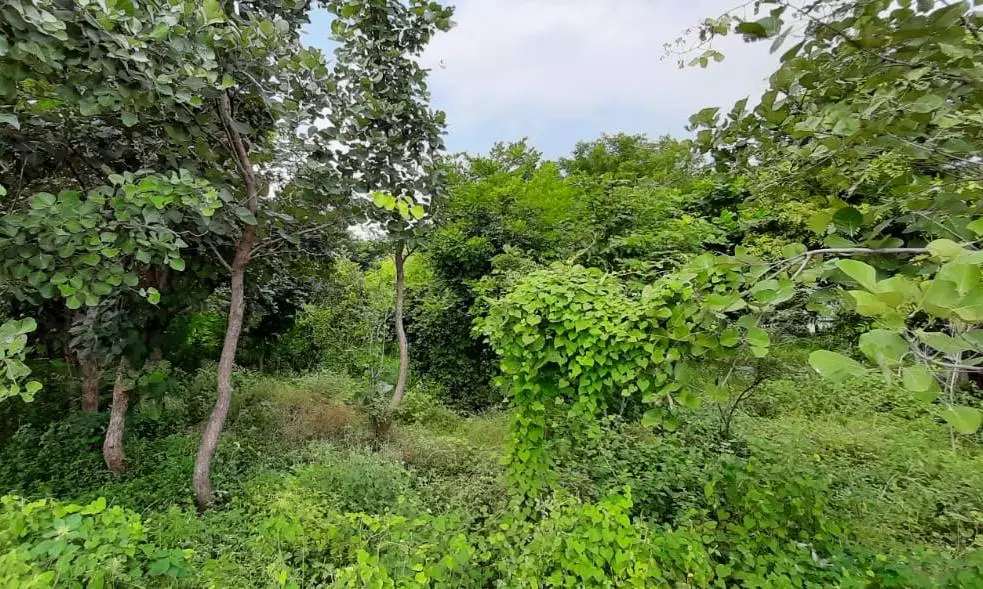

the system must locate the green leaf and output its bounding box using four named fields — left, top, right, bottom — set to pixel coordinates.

left=832, top=207, right=863, bottom=234
left=807, top=211, right=831, bottom=234
left=121, top=111, right=138, bottom=127
left=781, top=243, right=807, bottom=259
left=410, top=204, right=425, bottom=220
left=848, top=291, right=891, bottom=316
left=917, top=331, right=972, bottom=354
left=202, top=0, right=225, bottom=24
left=909, top=93, right=945, bottom=114
left=966, top=219, right=983, bottom=236
left=736, top=21, right=768, bottom=38
left=168, top=258, right=186, bottom=271
left=942, top=406, right=982, bottom=435
left=146, top=288, right=161, bottom=305
left=954, top=287, right=983, bottom=322
left=149, top=558, right=171, bottom=576
left=922, top=279, right=961, bottom=318
left=808, top=350, right=866, bottom=382
left=746, top=326, right=770, bottom=348
left=927, top=239, right=965, bottom=261
left=0, top=113, right=19, bottom=130
left=858, top=329, right=908, bottom=367
left=837, top=259, right=878, bottom=291
left=235, top=207, right=258, bottom=225
left=30, top=192, right=56, bottom=209
left=937, top=262, right=980, bottom=295
left=902, top=364, right=938, bottom=396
